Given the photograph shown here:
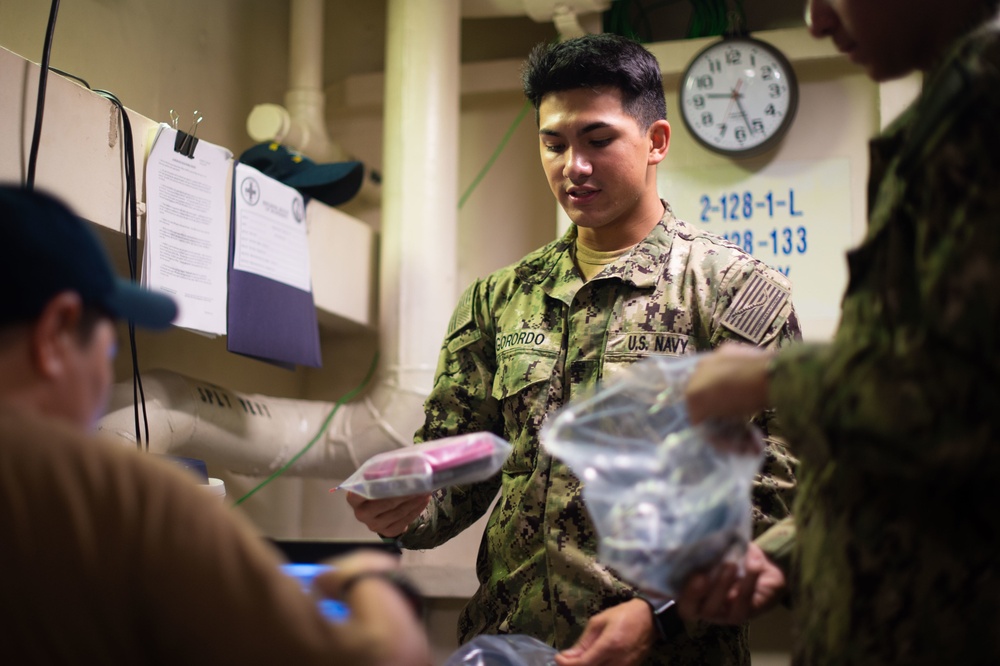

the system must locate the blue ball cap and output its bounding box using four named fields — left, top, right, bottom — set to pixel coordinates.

left=0, top=185, right=178, bottom=329
left=239, top=142, right=364, bottom=207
